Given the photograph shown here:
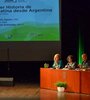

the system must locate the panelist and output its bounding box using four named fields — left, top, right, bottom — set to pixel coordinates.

left=52, top=54, right=63, bottom=69
left=80, top=53, right=90, bottom=68
left=65, top=55, right=77, bottom=69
